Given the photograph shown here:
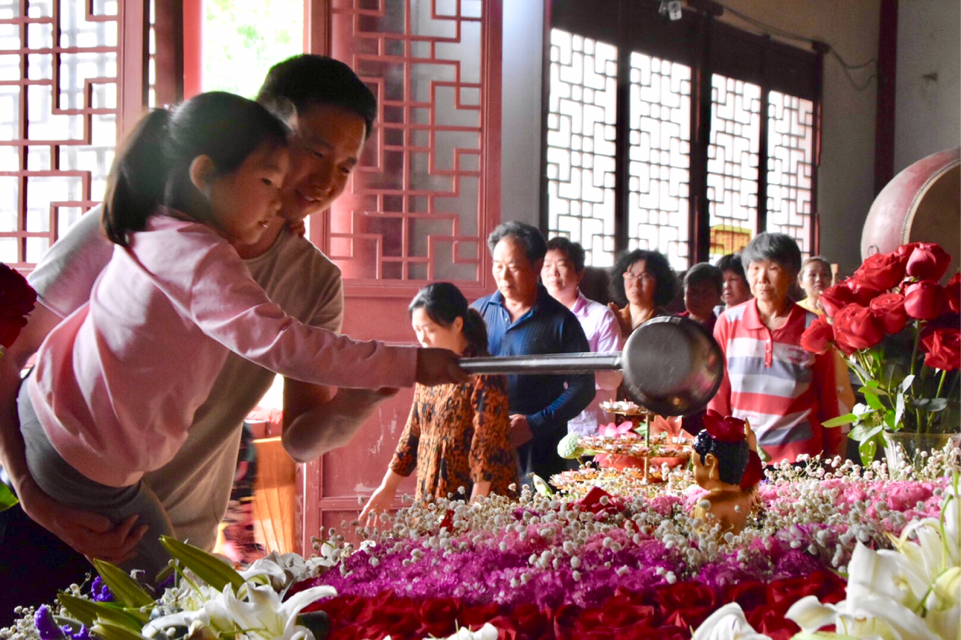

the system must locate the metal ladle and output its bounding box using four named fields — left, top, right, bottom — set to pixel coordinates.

left=459, top=316, right=724, bottom=416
